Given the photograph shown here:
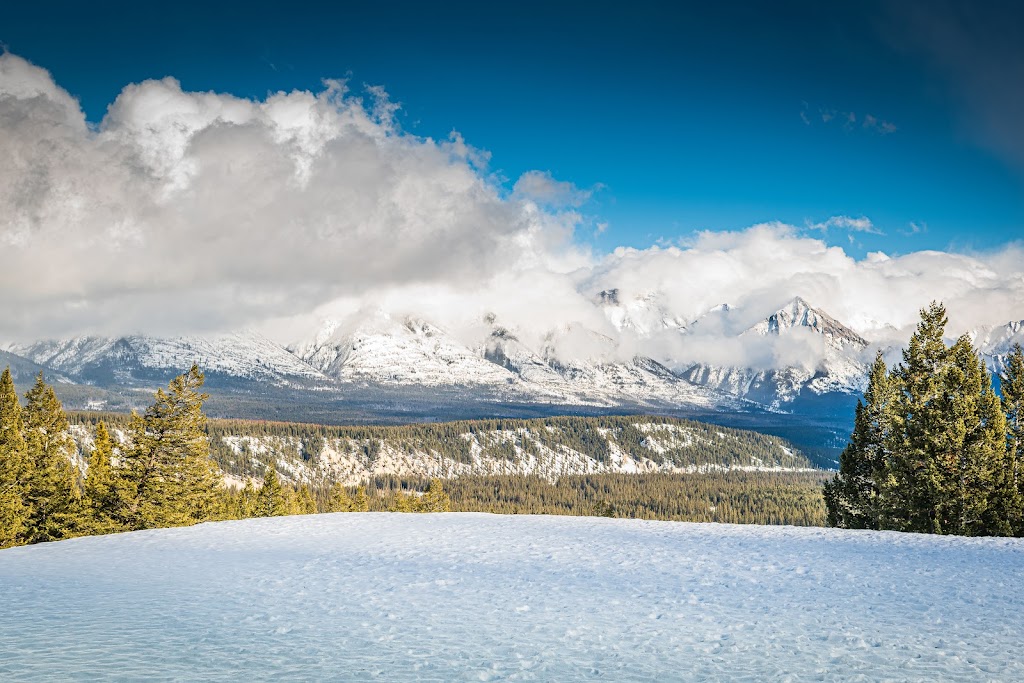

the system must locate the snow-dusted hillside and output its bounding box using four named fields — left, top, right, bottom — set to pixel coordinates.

left=2, top=514, right=1021, bottom=681
left=203, top=417, right=810, bottom=485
